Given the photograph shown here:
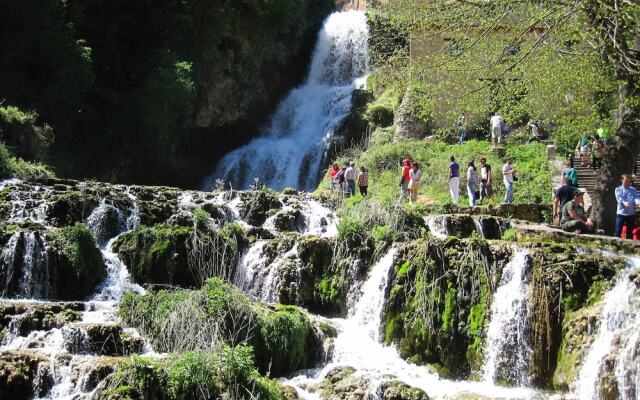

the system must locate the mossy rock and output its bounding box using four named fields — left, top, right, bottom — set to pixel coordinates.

left=239, top=191, right=282, bottom=226
left=46, top=191, right=97, bottom=227
left=112, top=224, right=194, bottom=287
left=379, top=380, right=430, bottom=400
left=0, top=350, right=53, bottom=399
